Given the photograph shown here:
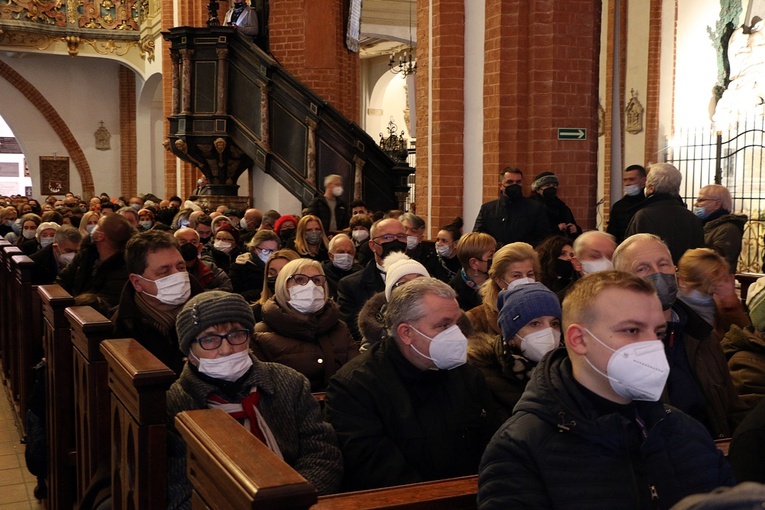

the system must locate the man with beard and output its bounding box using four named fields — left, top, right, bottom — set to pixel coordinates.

left=337, top=218, right=408, bottom=341
left=473, top=167, right=551, bottom=247
left=529, top=171, right=582, bottom=240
